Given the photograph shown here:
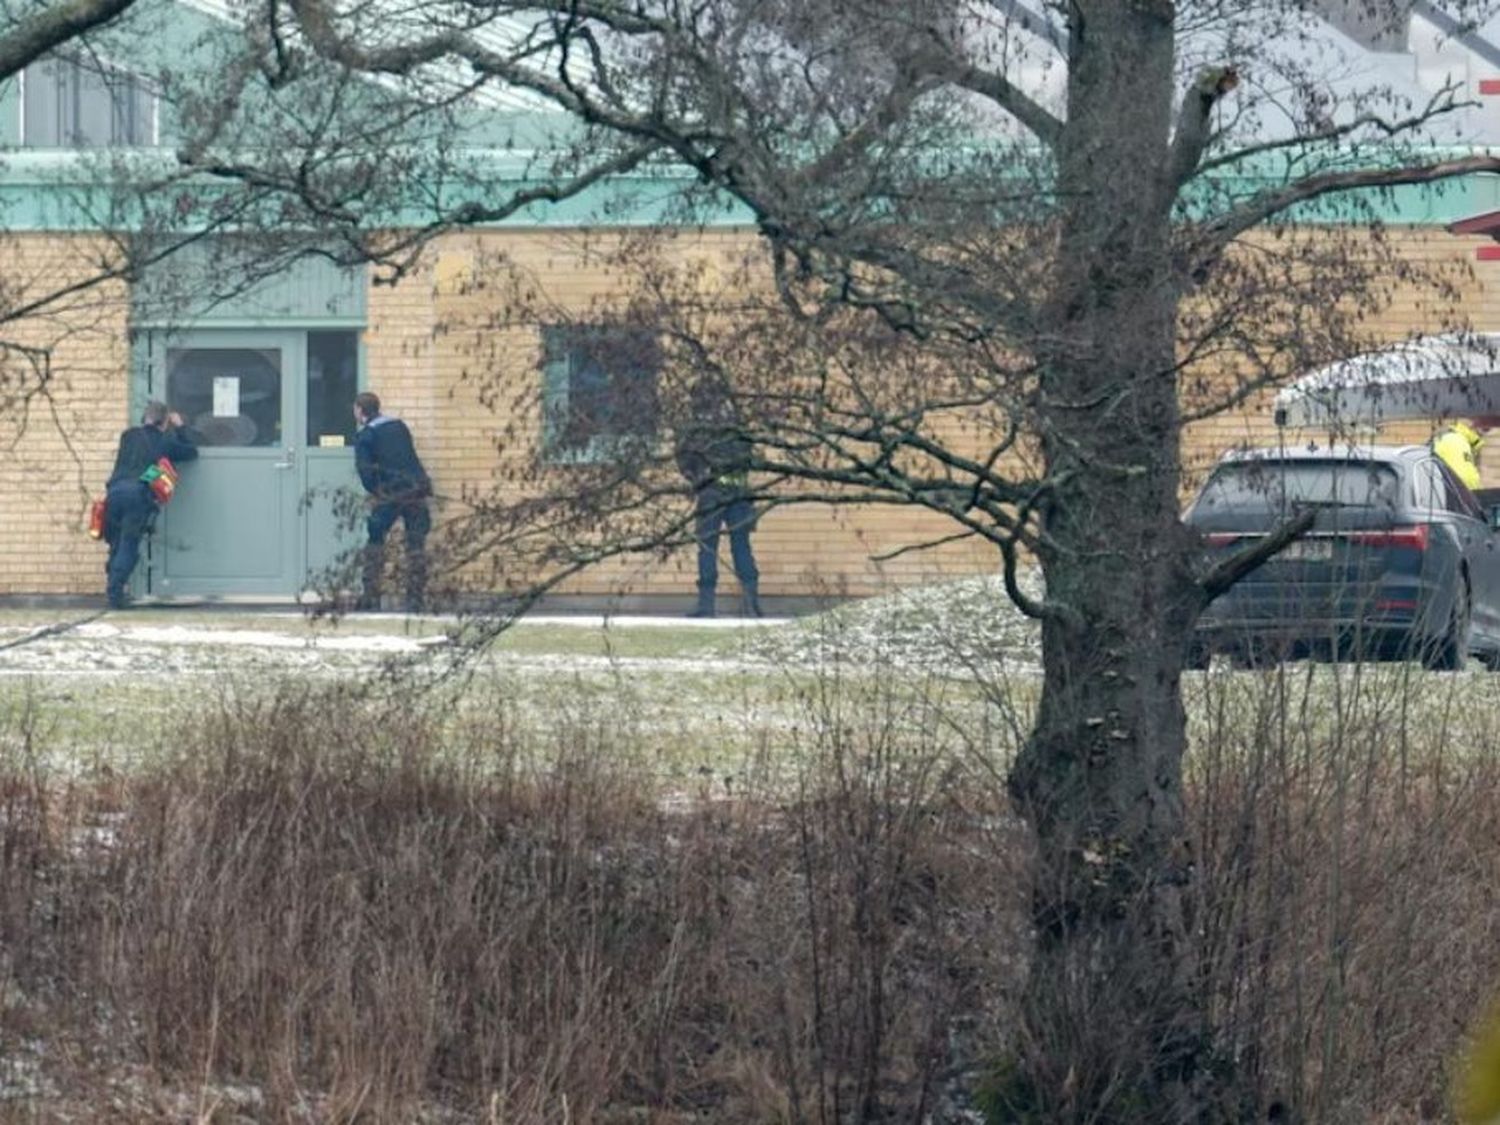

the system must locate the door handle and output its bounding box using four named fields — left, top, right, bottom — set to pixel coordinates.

left=272, top=448, right=297, bottom=471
